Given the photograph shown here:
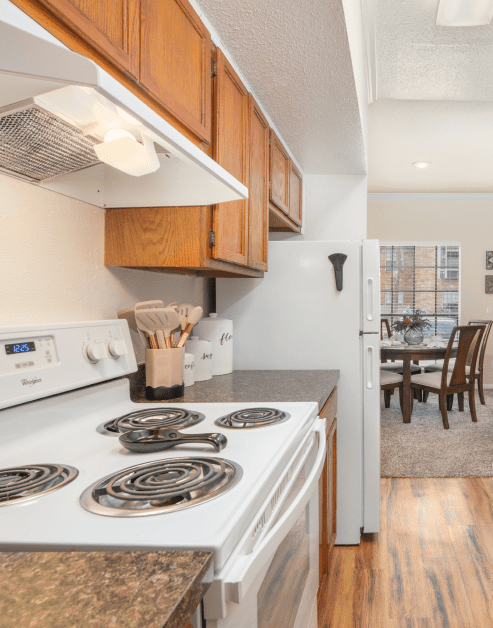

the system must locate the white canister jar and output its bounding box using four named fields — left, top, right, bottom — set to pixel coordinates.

left=183, top=352, right=195, bottom=387
left=194, top=313, right=233, bottom=375
left=184, top=337, right=213, bottom=381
